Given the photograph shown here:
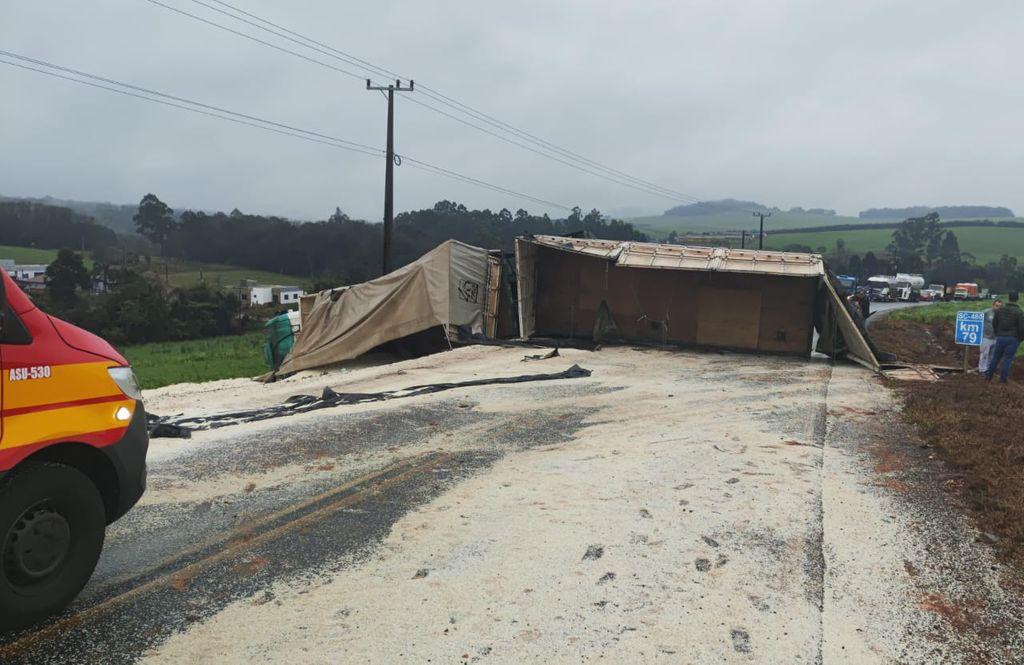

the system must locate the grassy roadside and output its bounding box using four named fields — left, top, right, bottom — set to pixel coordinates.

left=884, top=301, right=1024, bottom=358
left=121, top=331, right=267, bottom=389
left=871, top=314, right=1024, bottom=563
left=888, top=300, right=993, bottom=324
